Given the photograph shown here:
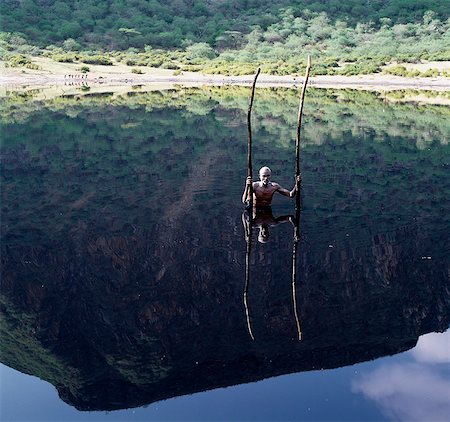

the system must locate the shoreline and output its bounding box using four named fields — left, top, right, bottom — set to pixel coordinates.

left=1, top=67, right=450, bottom=92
